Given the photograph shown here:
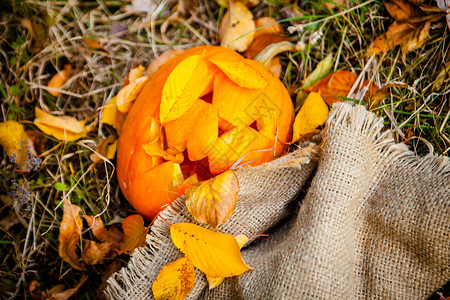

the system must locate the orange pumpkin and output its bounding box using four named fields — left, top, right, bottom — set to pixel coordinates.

left=117, top=46, right=293, bottom=220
